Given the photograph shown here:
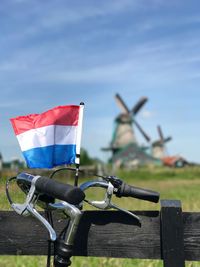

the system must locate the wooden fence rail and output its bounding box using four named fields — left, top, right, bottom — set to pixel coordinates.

left=0, top=200, right=200, bottom=267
